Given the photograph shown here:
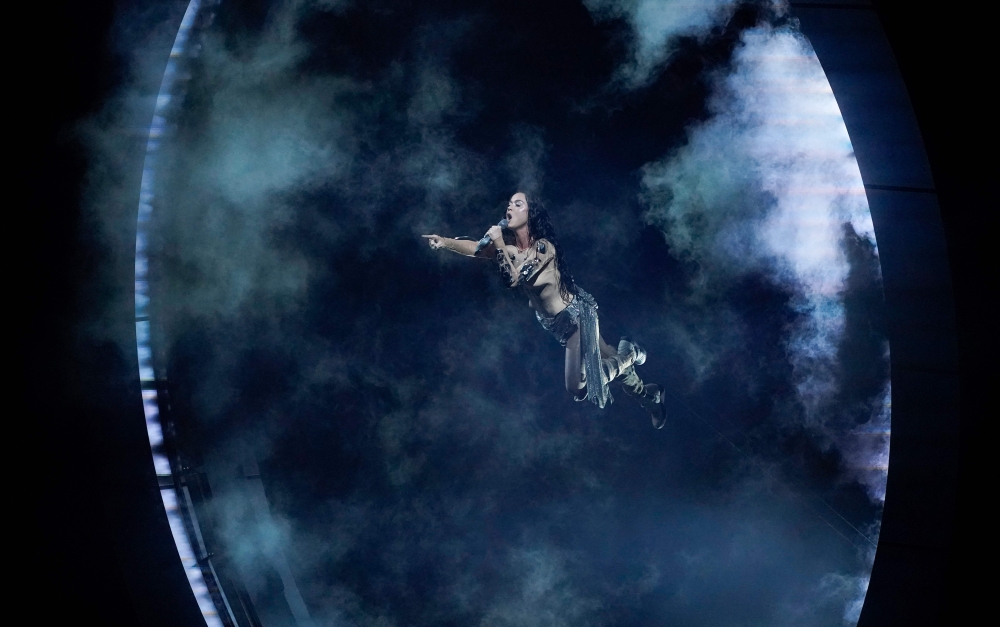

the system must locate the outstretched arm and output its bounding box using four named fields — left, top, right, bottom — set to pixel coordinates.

left=422, top=234, right=495, bottom=258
